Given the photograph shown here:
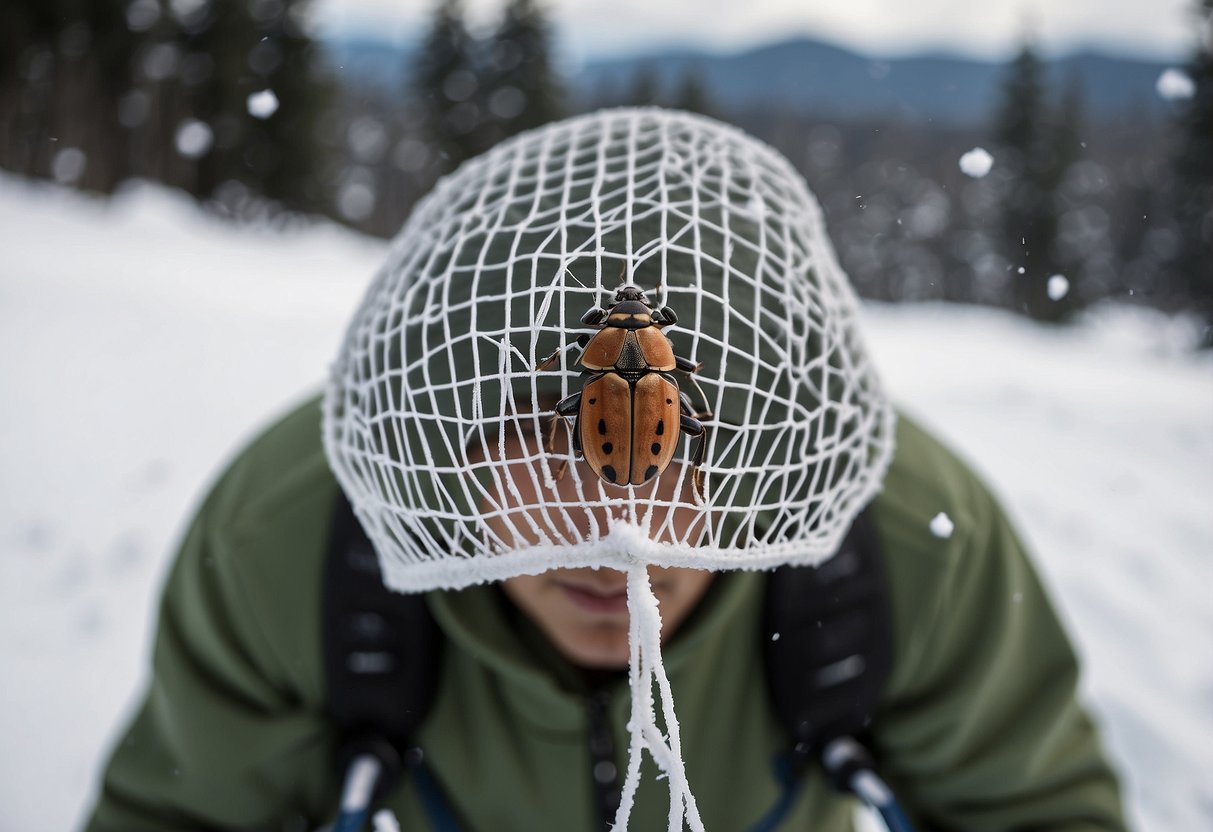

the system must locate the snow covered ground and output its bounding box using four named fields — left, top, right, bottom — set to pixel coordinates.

left=1, top=175, right=1210, bottom=831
